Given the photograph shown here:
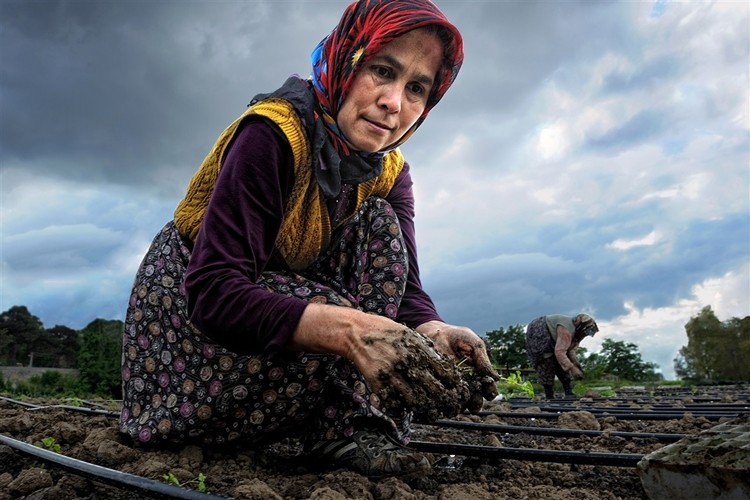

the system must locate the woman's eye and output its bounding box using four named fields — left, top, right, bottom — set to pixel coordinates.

left=410, top=83, right=424, bottom=94
left=373, top=66, right=391, bottom=78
